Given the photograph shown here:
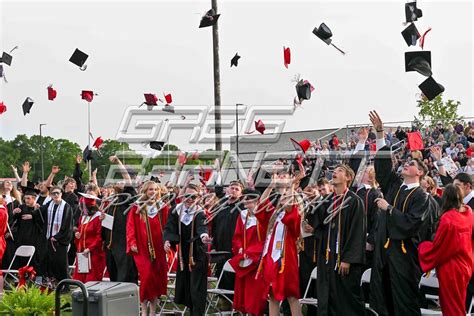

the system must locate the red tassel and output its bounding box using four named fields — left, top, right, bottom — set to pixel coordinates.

left=420, top=27, right=432, bottom=50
